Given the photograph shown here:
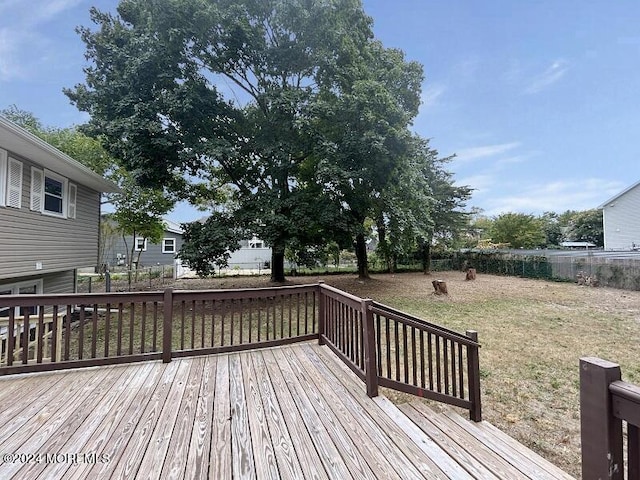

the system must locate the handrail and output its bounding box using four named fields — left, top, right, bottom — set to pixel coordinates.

left=0, top=284, right=321, bottom=375
left=369, top=303, right=480, bottom=347
left=0, top=282, right=483, bottom=422
left=318, top=286, right=482, bottom=421
left=580, top=357, right=640, bottom=480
